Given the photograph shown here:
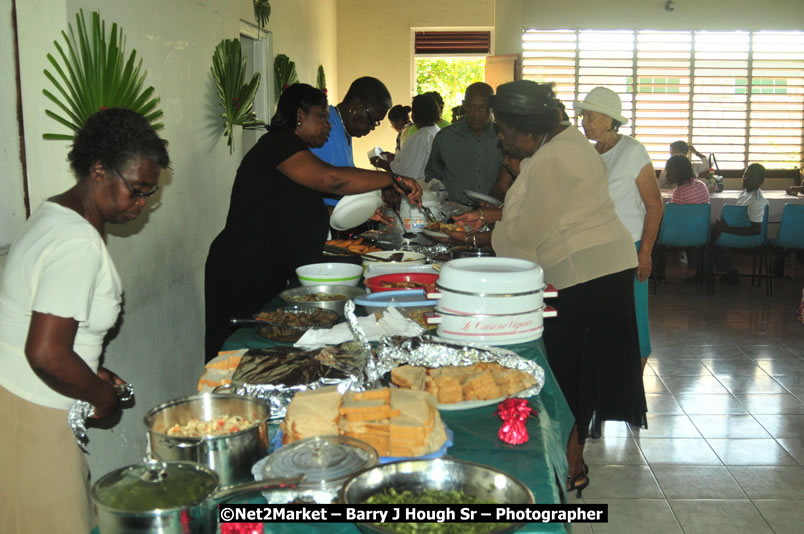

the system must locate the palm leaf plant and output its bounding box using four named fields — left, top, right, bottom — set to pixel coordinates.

left=42, top=9, right=163, bottom=140
left=253, top=0, right=271, bottom=37
left=274, top=54, right=298, bottom=101
left=211, top=39, right=263, bottom=154
left=316, top=65, right=327, bottom=95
